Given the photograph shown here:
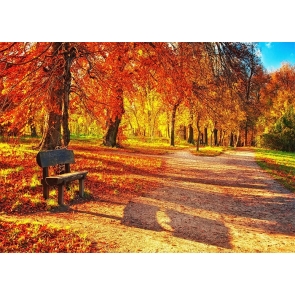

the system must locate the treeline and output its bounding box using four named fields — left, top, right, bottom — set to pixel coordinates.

left=1, top=42, right=295, bottom=151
